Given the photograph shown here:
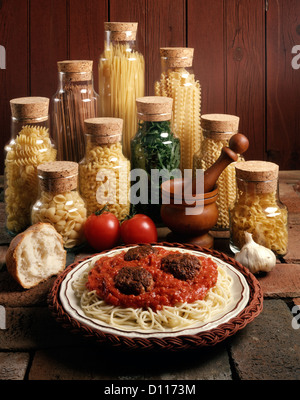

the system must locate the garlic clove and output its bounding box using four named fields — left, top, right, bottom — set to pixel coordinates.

left=234, top=232, right=276, bottom=274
